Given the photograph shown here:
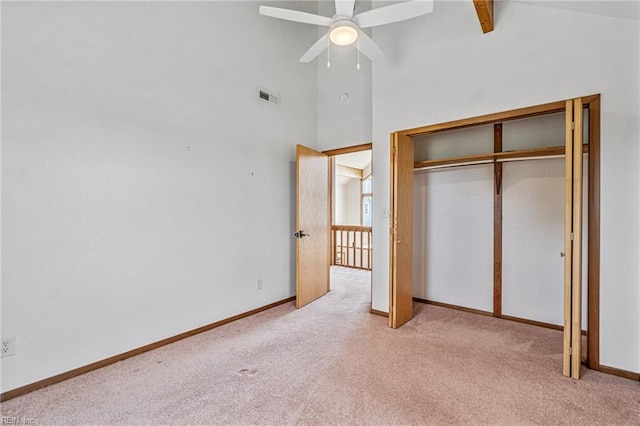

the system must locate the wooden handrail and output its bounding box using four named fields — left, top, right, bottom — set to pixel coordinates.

left=331, top=225, right=372, bottom=270
left=331, top=225, right=372, bottom=232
